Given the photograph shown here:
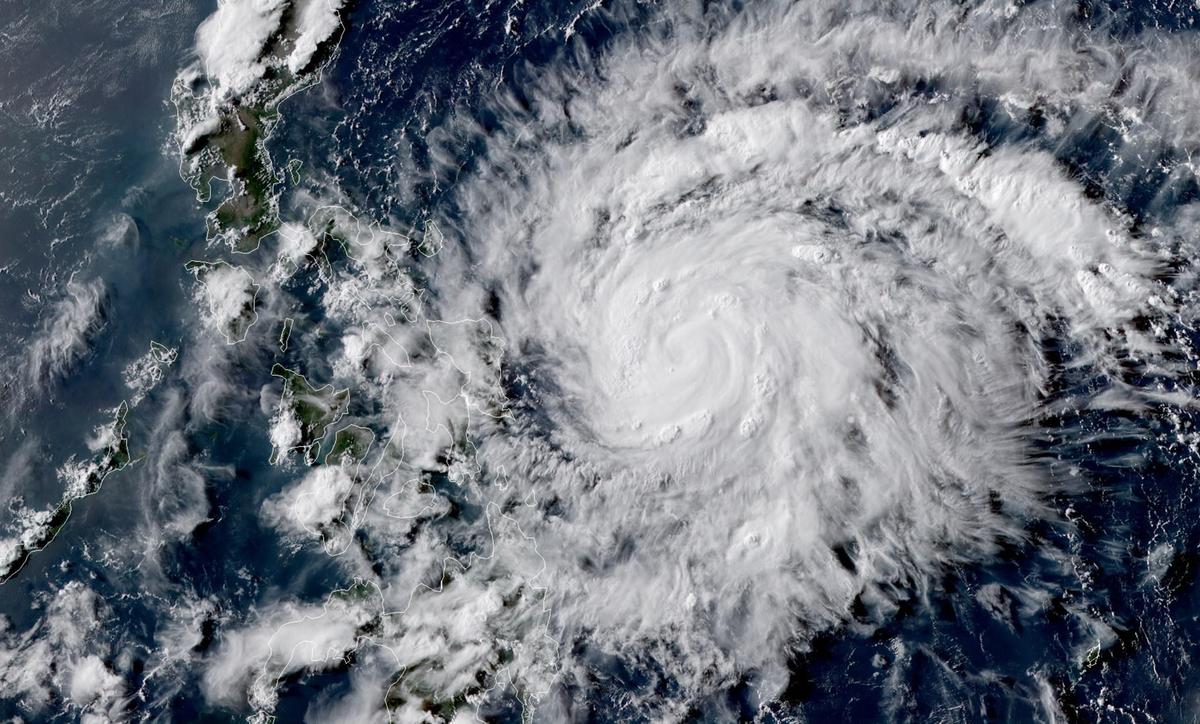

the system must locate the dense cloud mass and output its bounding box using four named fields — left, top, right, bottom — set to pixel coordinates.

left=339, top=1, right=1197, bottom=715
left=189, top=0, right=1200, bottom=719
left=4, top=0, right=1200, bottom=721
